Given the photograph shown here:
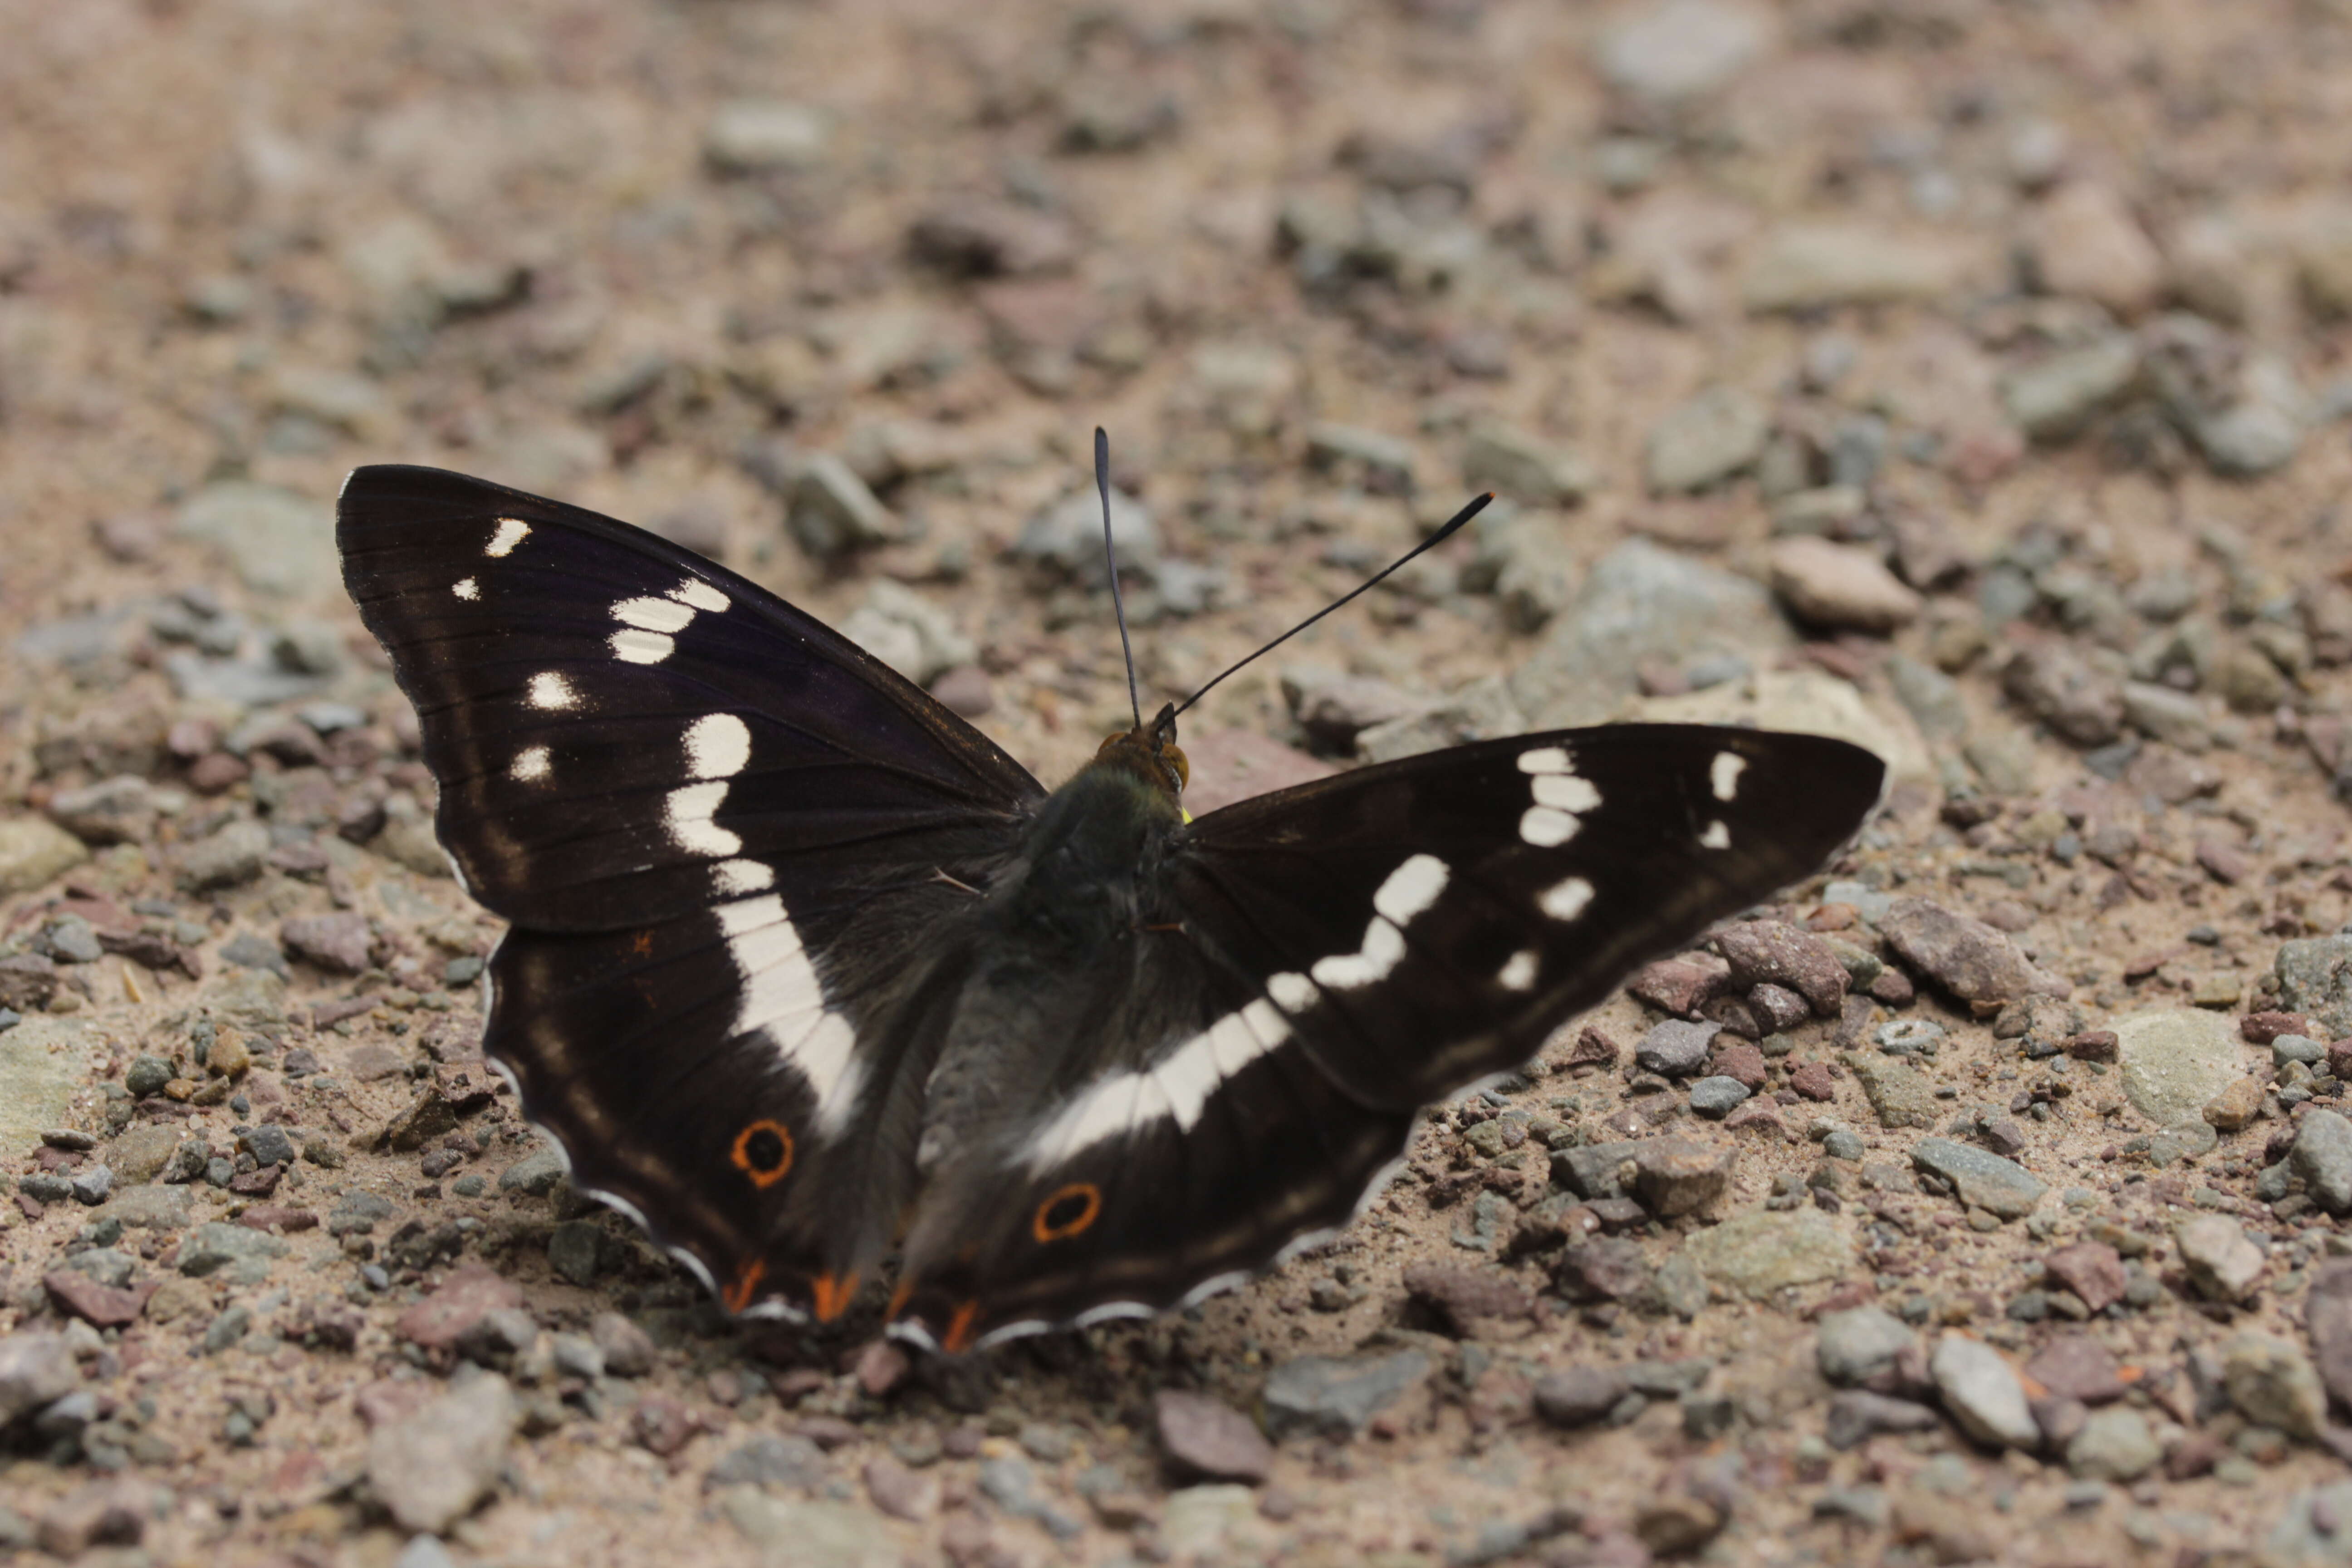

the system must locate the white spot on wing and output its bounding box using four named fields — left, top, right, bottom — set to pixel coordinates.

left=1310, top=915, right=1407, bottom=990
left=665, top=781, right=741, bottom=857
left=1266, top=971, right=1317, bottom=1014
left=683, top=713, right=752, bottom=779
left=613, top=596, right=696, bottom=634
left=1497, top=949, right=1539, bottom=990
left=670, top=578, right=730, bottom=613
left=1700, top=819, right=1731, bottom=850
left=1372, top=853, right=1449, bottom=927
left=1519, top=805, right=1578, bottom=847
left=1711, top=751, right=1746, bottom=803
left=452, top=577, right=479, bottom=601
left=715, top=858, right=773, bottom=894
left=611, top=628, right=675, bottom=664
left=485, top=518, right=530, bottom=557
left=1530, top=773, right=1601, bottom=813
left=1516, top=746, right=1572, bottom=774
left=1539, top=875, right=1594, bottom=921
left=527, top=671, right=578, bottom=710
left=510, top=745, right=550, bottom=782
left=1023, top=1000, right=1292, bottom=1171
left=716, top=895, right=865, bottom=1136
